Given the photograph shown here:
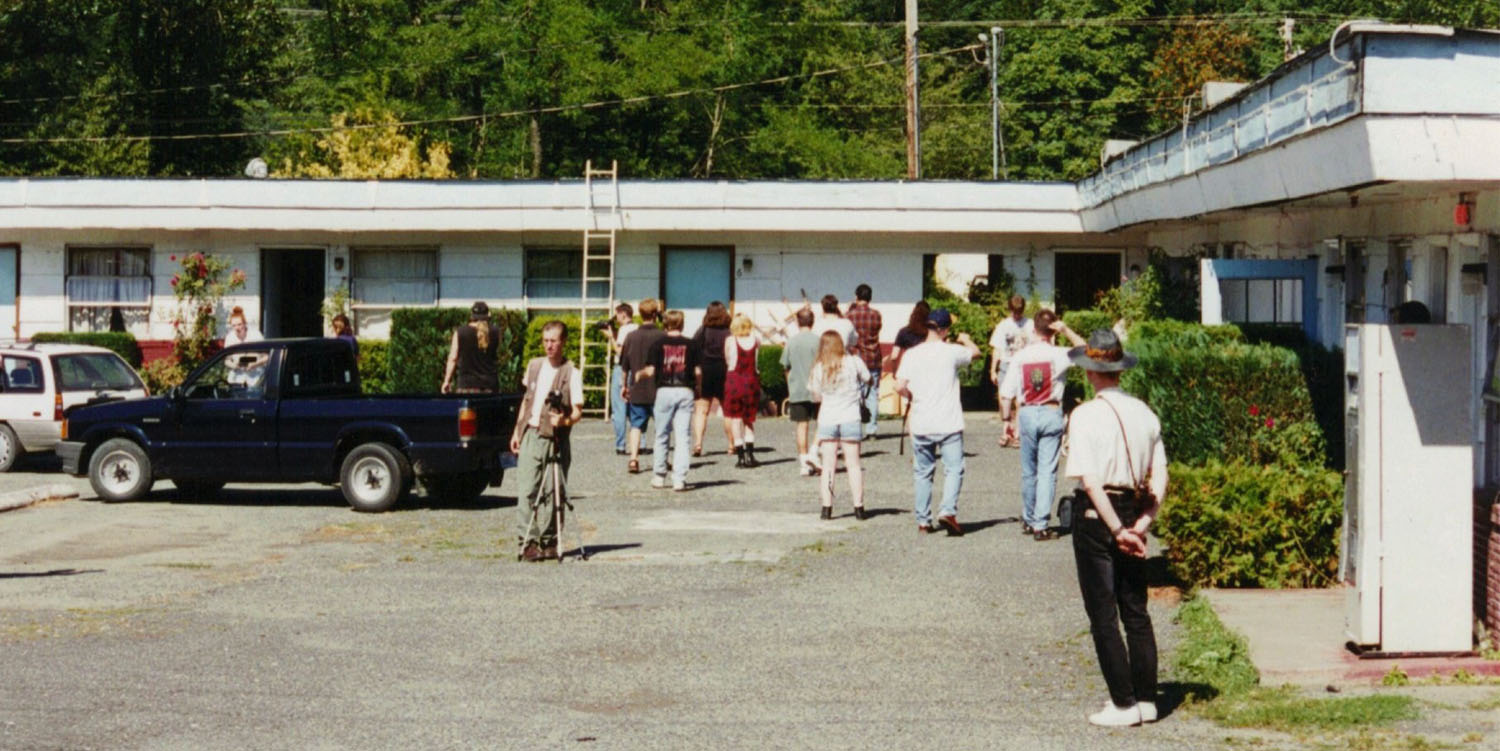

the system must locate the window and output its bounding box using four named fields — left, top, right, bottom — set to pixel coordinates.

left=2, top=355, right=44, bottom=392
left=525, top=247, right=607, bottom=304
left=53, top=353, right=144, bottom=392
left=350, top=247, right=438, bottom=334
left=283, top=346, right=357, bottom=396
left=185, top=348, right=272, bottom=400
left=1221, top=278, right=1303, bottom=324
left=66, top=247, right=151, bottom=335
